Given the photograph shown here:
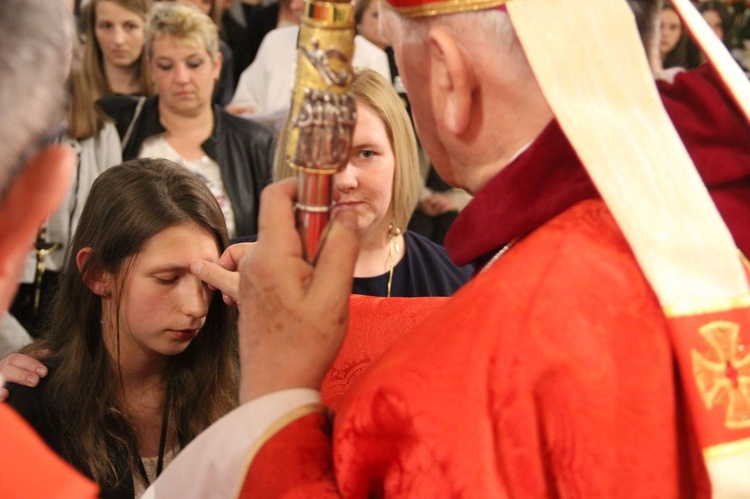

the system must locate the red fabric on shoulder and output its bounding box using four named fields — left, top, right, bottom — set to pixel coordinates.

left=0, top=403, right=98, bottom=498
left=239, top=412, right=339, bottom=498
left=241, top=200, right=711, bottom=496
left=332, top=200, right=709, bottom=497
left=322, top=295, right=447, bottom=410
